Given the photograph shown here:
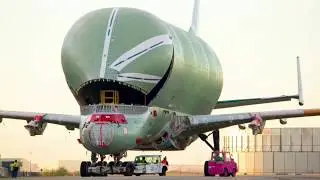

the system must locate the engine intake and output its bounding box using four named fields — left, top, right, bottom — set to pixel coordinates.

left=279, top=118, right=287, bottom=125
left=248, top=114, right=265, bottom=135
left=238, top=124, right=246, bottom=130
left=24, top=114, right=47, bottom=136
